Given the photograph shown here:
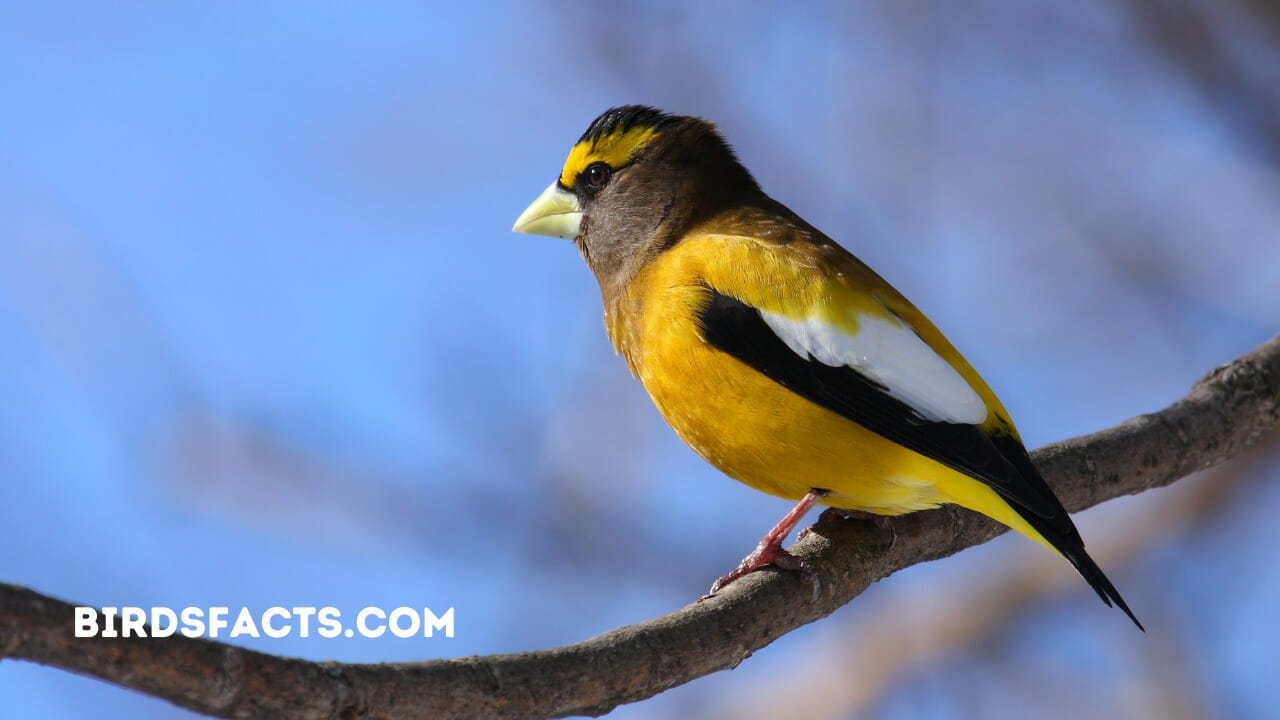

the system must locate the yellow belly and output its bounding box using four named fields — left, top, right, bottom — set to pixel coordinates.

left=634, top=317, right=1055, bottom=558
left=637, top=321, right=951, bottom=514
